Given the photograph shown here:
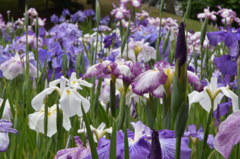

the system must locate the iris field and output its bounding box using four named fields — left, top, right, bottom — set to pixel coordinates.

left=0, top=0, right=240, bottom=159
